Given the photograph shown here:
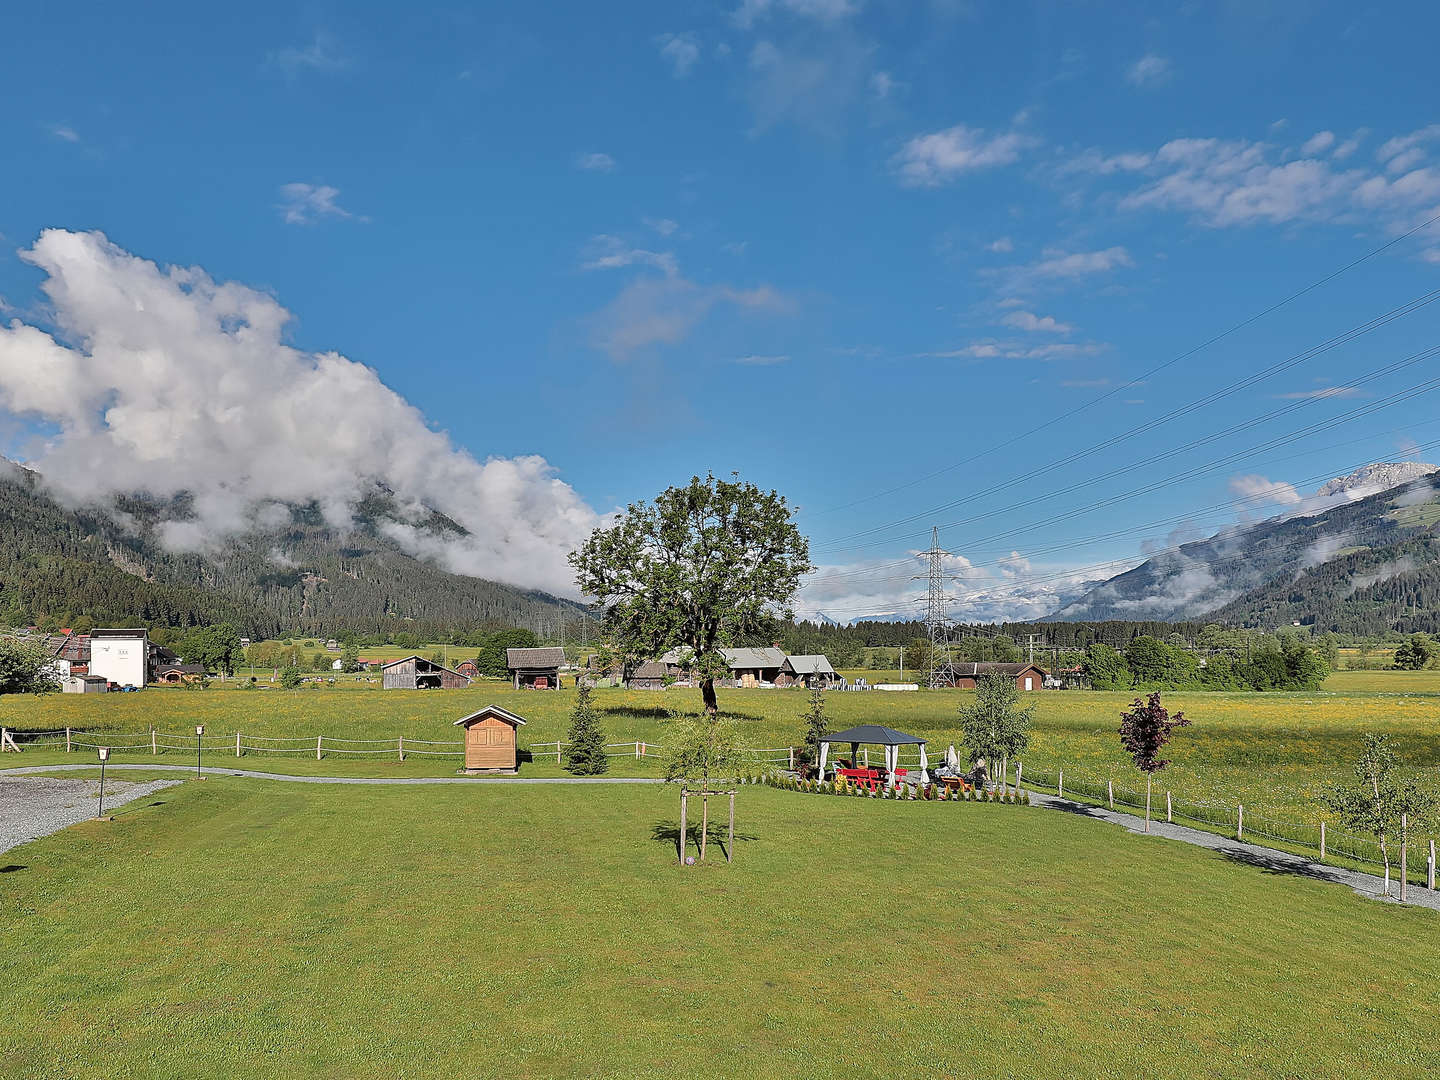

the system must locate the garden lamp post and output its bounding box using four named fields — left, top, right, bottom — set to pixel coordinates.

left=195, top=725, right=204, bottom=778
left=97, top=746, right=109, bottom=818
